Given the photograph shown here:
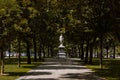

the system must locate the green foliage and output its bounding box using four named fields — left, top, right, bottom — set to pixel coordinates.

left=0, top=0, right=119, bottom=49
